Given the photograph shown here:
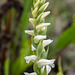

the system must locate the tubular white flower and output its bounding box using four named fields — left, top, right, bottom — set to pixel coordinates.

left=34, top=0, right=40, bottom=8
left=41, top=11, right=50, bottom=19
left=37, top=59, right=55, bottom=68
left=43, top=39, right=53, bottom=47
left=31, top=44, right=36, bottom=51
left=36, top=23, right=50, bottom=32
left=32, top=7, right=38, bottom=17
left=24, top=55, right=37, bottom=63
left=41, top=65, right=51, bottom=75
left=24, top=72, right=37, bottom=75
left=25, top=30, right=34, bottom=36
left=34, top=35, right=46, bottom=43
left=29, top=18, right=36, bottom=27
left=39, top=2, right=49, bottom=11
